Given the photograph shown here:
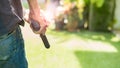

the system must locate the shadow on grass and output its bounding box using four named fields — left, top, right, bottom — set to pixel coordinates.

left=75, top=51, right=120, bottom=68
left=73, top=30, right=120, bottom=68
left=48, top=30, right=120, bottom=68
